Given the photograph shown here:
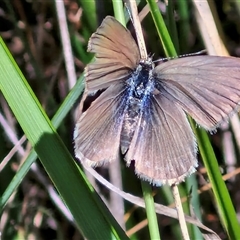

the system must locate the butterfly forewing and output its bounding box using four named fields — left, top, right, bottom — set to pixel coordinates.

left=125, top=93, right=198, bottom=185
left=154, top=56, right=240, bottom=130
left=86, top=16, right=140, bottom=92
left=74, top=83, right=128, bottom=165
